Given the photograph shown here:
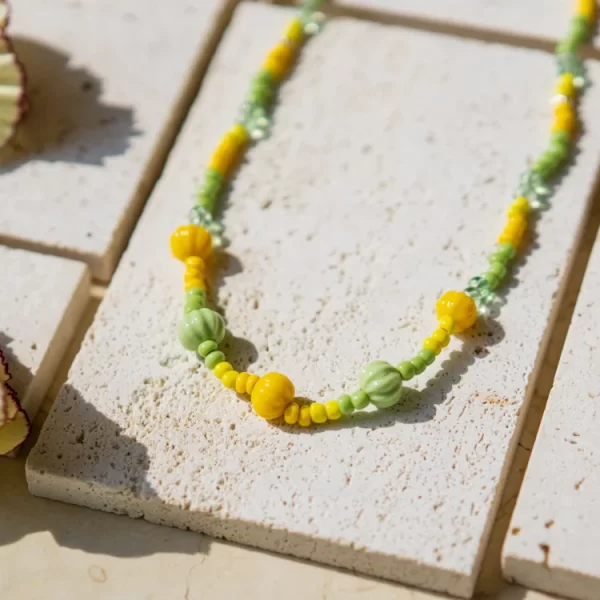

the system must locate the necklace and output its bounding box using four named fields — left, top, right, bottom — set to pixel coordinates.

left=170, top=0, right=596, bottom=427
